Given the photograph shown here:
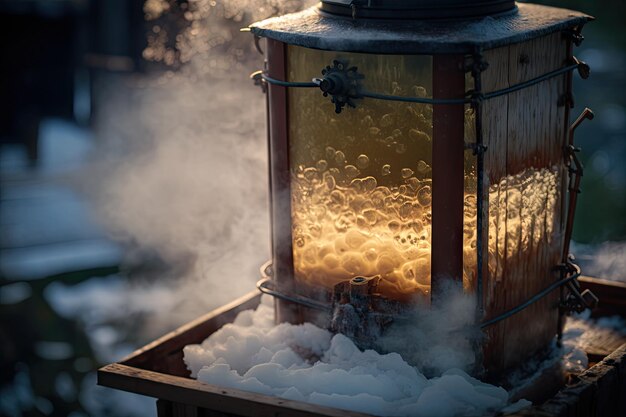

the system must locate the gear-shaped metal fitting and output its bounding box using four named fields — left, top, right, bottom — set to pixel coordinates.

left=313, top=60, right=363, bottom=114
